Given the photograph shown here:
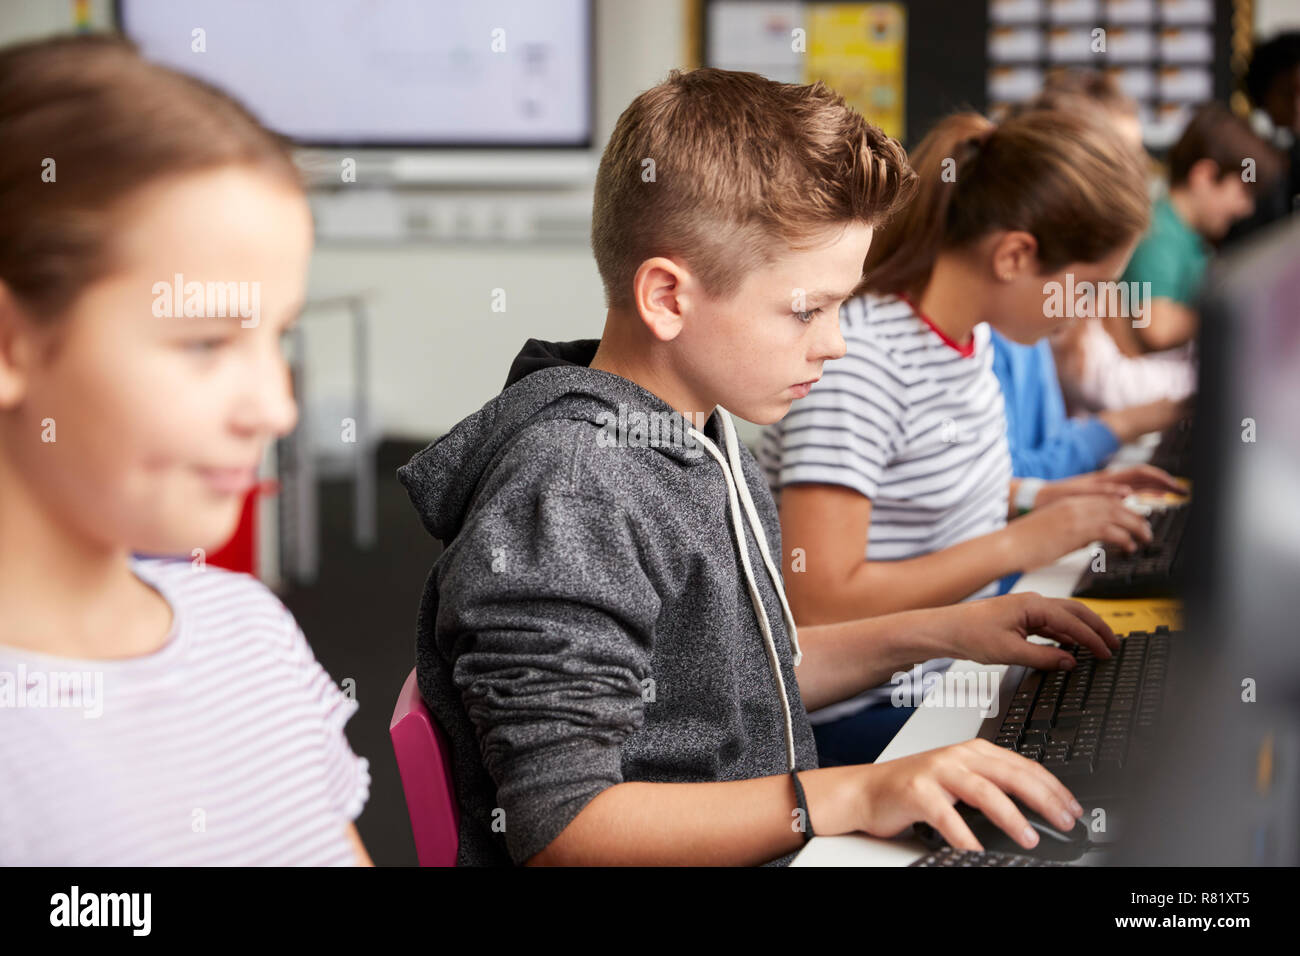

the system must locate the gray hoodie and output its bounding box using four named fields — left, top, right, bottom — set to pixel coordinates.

left=398, top=339, right=819, bottom=866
